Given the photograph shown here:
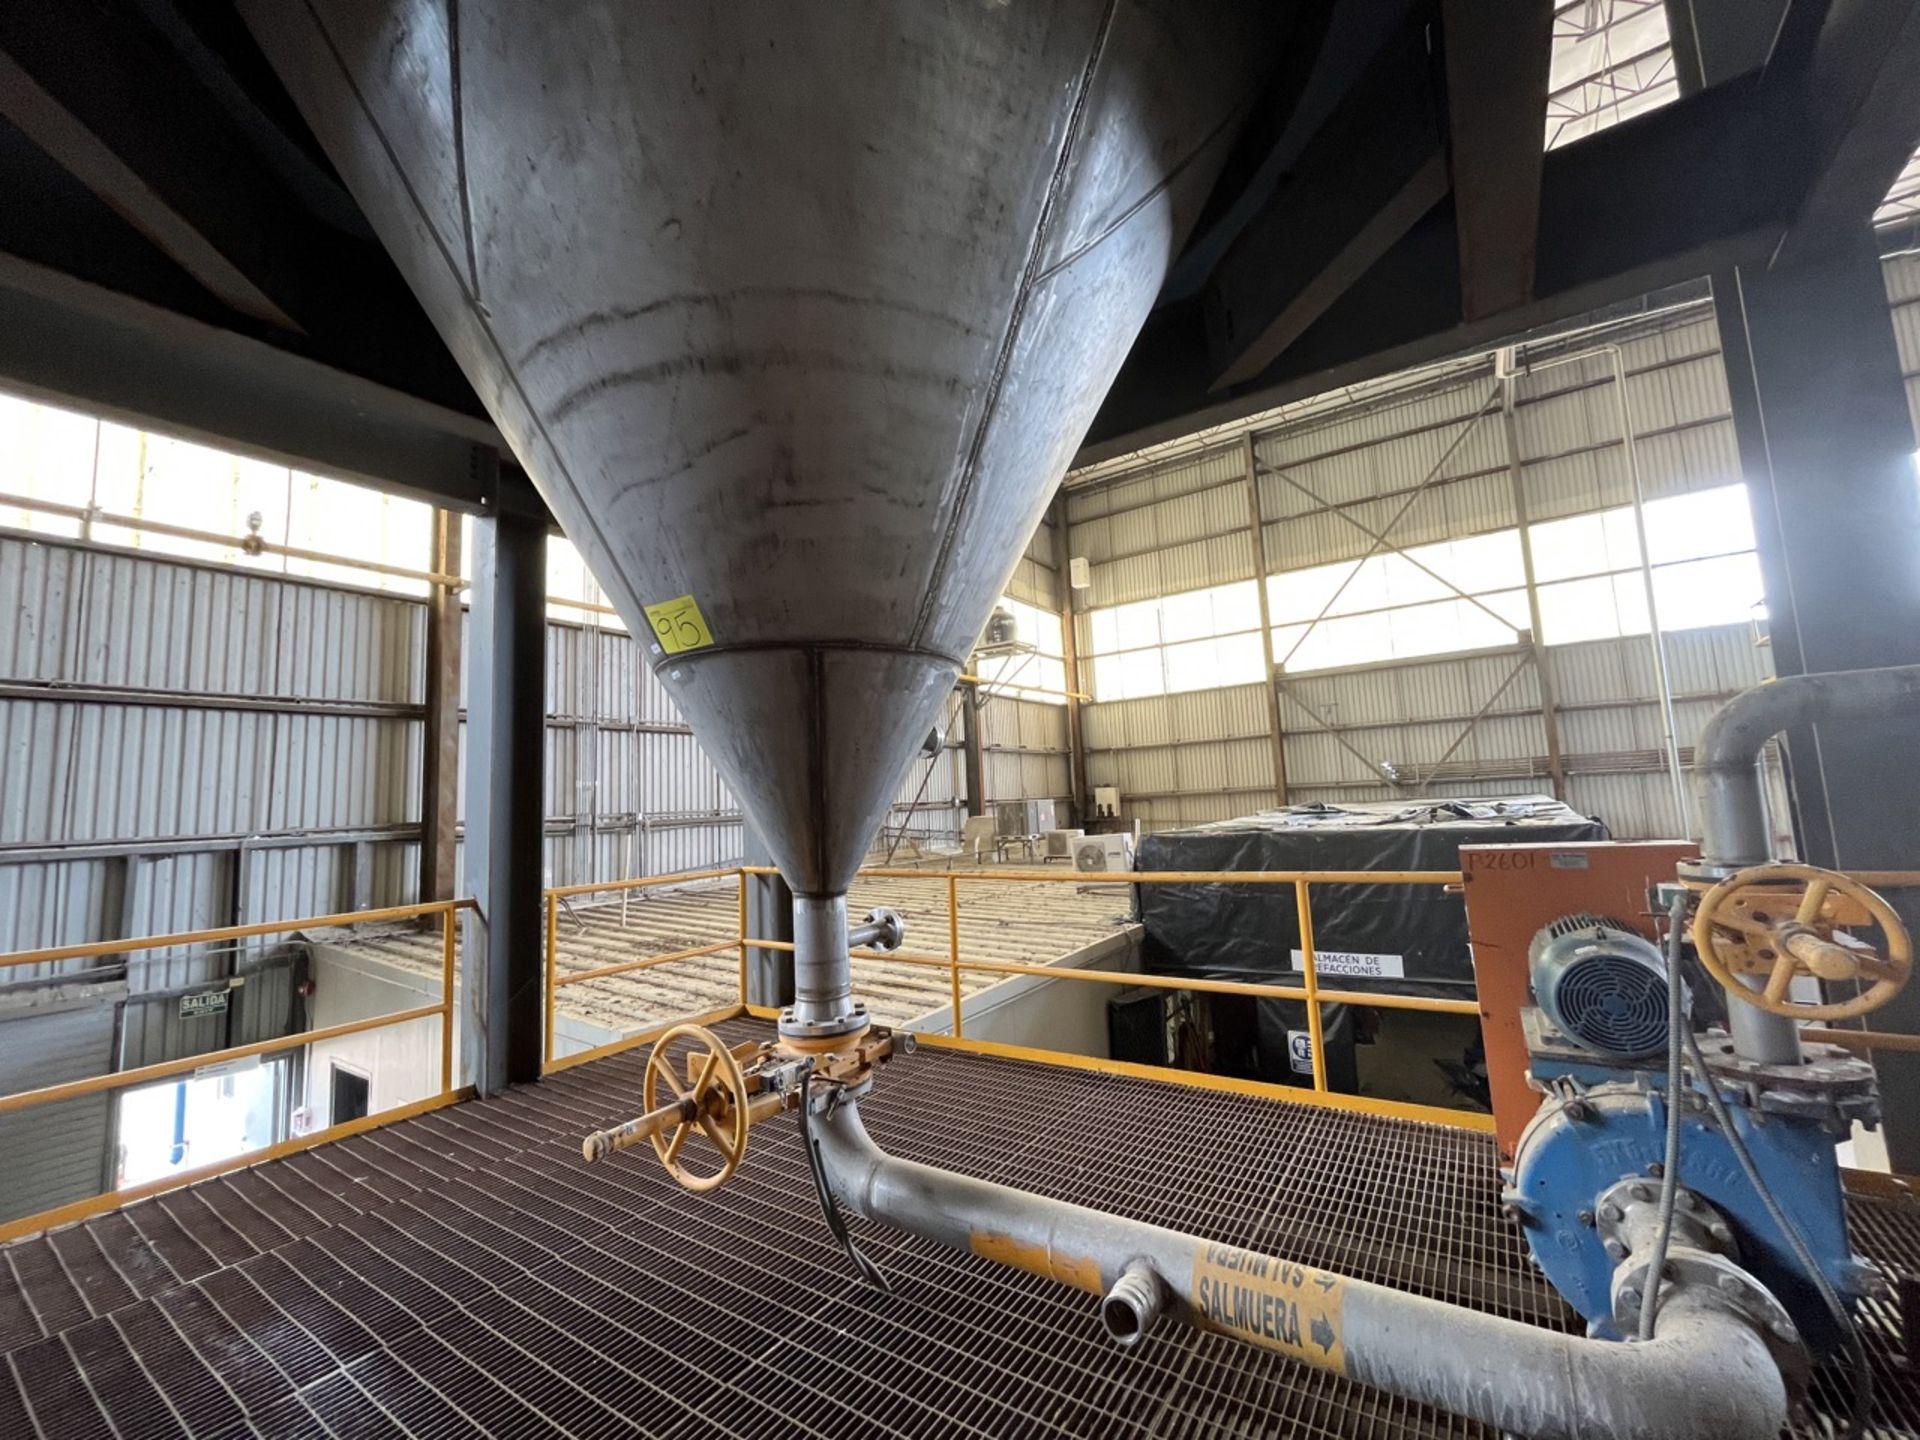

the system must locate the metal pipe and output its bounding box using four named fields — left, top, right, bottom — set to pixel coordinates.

left=1519, top=344, right=1688, bottom=833
left=846, top=907, right=905, bottom=954
left=1100, top=1262, right=1167, bottom=1346
left=789, top=894, right=856, bottom=1031
left=1694, top=666, right=1920, bottom=1064
left=1695, top=666, right=1920, bottom=866
left=813, top=1103, right=1787, bottom=1440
